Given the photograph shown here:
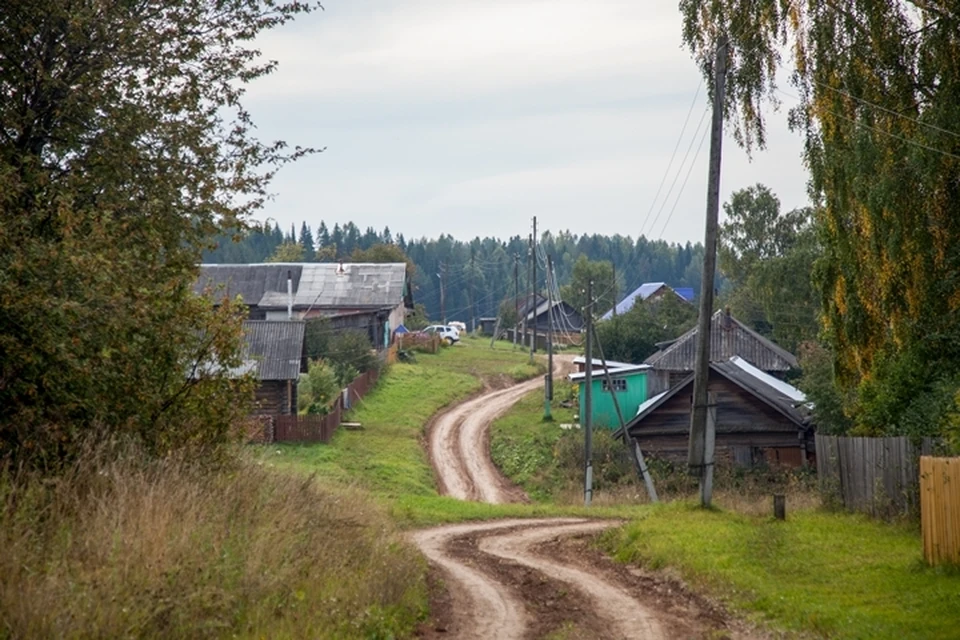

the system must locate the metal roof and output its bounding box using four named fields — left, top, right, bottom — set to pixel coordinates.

left=241, top=320, right=305, bottom=381
left=194, top=264, right=303, bottom=305
left=619, top=356, right=809, bottom=436
left=601, top=282, right=691, bottom=320
left=644, top=310, right=798, bottom=372
left=196, top=263, right=406, bottom=310
left=568, top=364, right=651, bottom=383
